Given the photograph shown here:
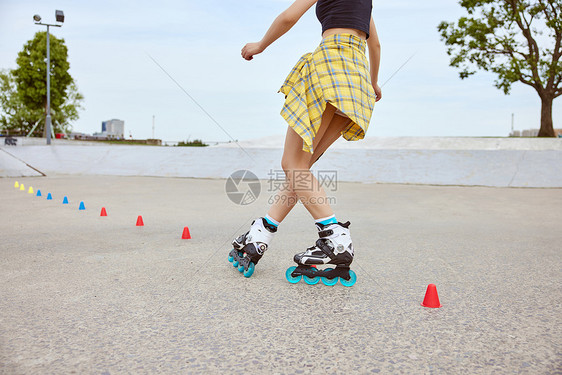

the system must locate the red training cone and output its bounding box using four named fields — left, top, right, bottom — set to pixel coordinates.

left=421, top=284, right=442, bottom=308
left=100, top=207, right=107, bottom=216
left=136, top=215, right=144, bottom=226
left=181, top=226, right=191, bottom=239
